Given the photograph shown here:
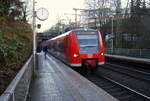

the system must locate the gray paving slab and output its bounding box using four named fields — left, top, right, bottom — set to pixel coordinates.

left=28, top=52, right=118, bottom=101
